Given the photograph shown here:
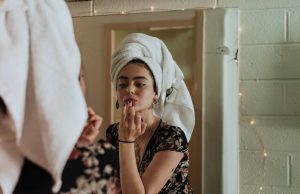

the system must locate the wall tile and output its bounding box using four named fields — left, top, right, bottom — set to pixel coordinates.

left=240, top=10, right=285, bottom=44
left=240, top=117, right=300, bottom=151
left=239, top=45, right=300, bottom=80
left=292, top=153, right=300, bottom=186
left=240, top=117, right=262, bottom=150
left=288, top=8, right=300, bottom=42
left=240, top=82, right=284, bottom=115
left=241, top=185, right=300, bottom=194
left=240, top=151, right=289, bottom=185
left=286, top=83, right=300, bottom=114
